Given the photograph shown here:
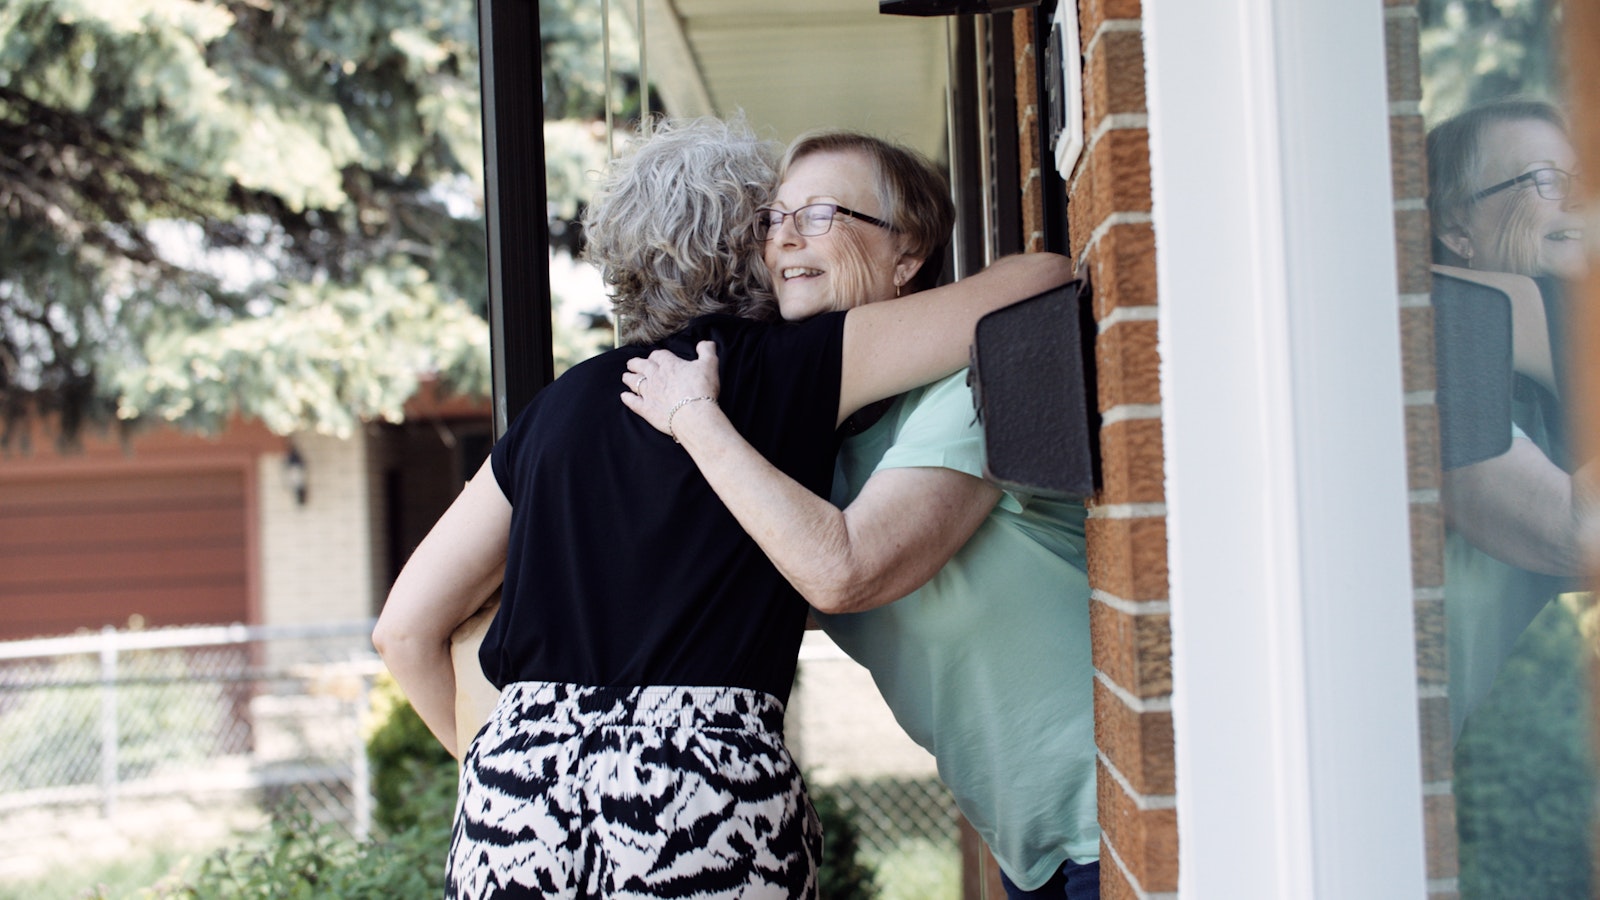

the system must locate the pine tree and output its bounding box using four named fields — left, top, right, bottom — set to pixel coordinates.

left=0, top=0, right=635, bottom=448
